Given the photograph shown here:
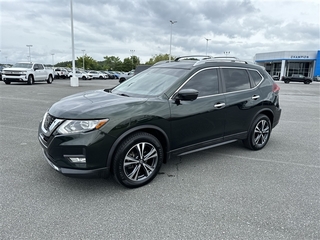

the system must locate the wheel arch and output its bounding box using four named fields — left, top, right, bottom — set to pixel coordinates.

left=252, top=108, right=274, bottom=128
left=106, top=125, right=170, bottom=170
